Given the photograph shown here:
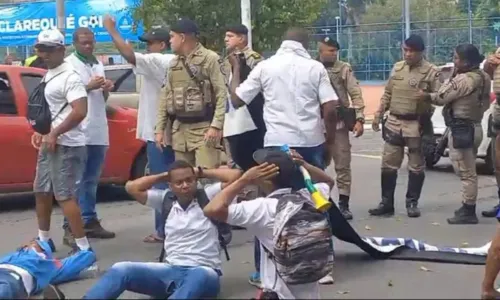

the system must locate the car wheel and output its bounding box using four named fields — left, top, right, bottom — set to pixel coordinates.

left=131, top=149, right=148, bottom=179
left=485, top=137, right=496, bottom=175
left=423, top=138, right=440, bottom=168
